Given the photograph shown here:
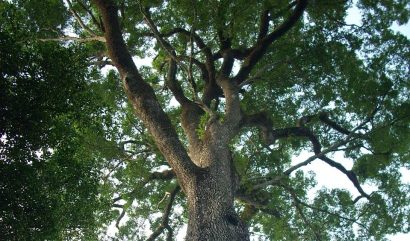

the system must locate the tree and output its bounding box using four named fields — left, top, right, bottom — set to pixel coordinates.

left=0, top=2, right=128, bottom=239
left=1, top=0, right=409, bottom=240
